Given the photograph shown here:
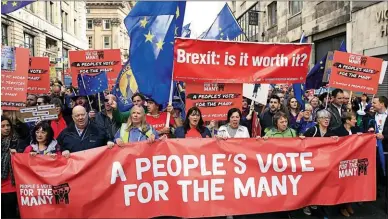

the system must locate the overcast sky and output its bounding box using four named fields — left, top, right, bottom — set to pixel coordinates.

left=184, top=1, right=226, bottom=38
